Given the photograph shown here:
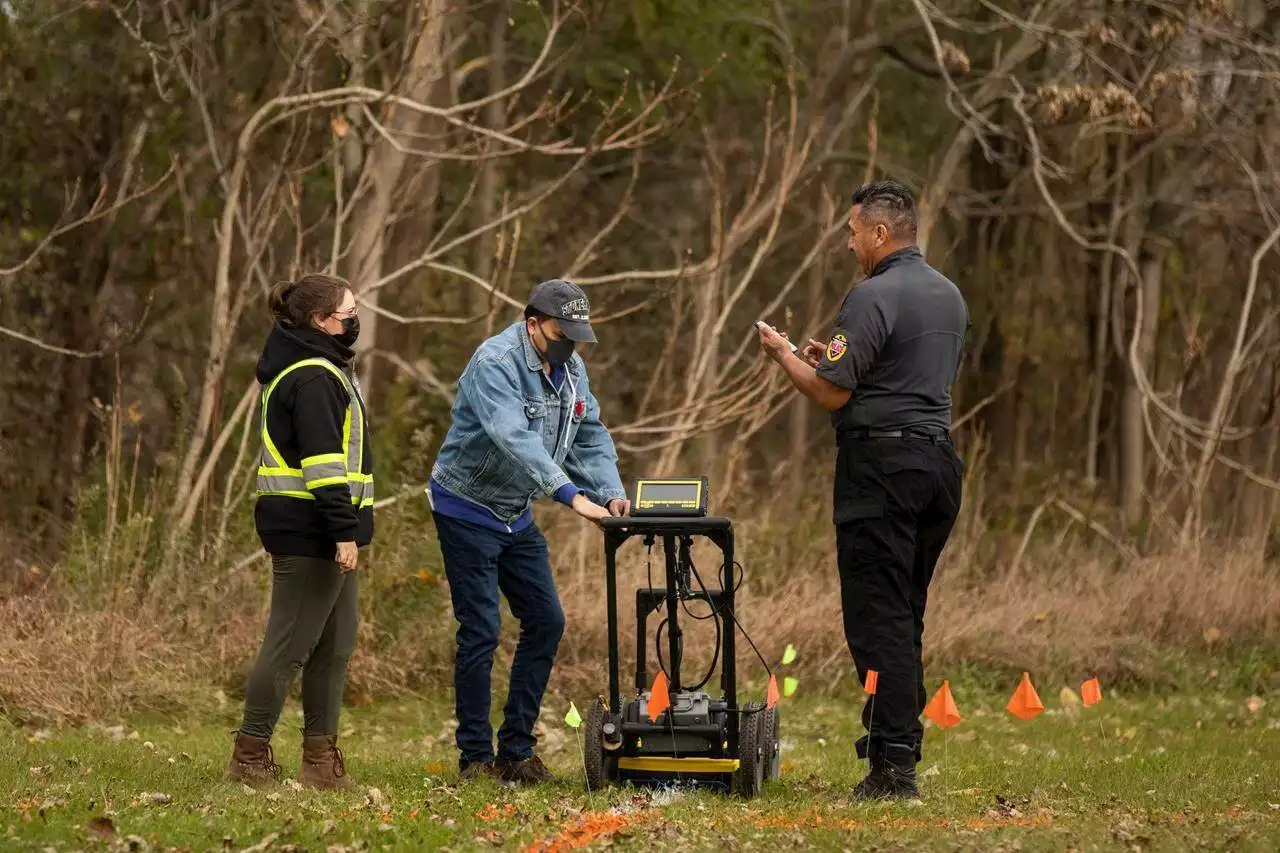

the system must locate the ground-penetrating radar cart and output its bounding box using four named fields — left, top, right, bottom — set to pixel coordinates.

left=582, top=477, right=780, bottom=797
